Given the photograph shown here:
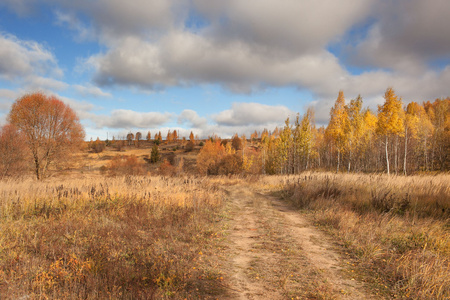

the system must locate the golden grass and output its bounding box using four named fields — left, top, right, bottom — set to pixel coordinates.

left=0, top=176, right=226, bottom=299
left=273, top=172, right=450, bottom=299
